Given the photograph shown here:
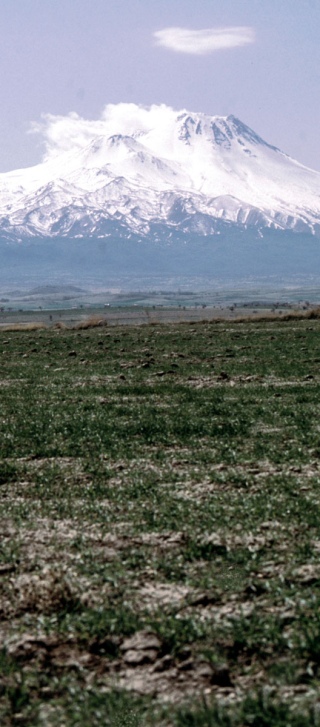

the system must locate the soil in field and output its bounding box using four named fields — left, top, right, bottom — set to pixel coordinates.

left=1, top=319, right=320, bottom=725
